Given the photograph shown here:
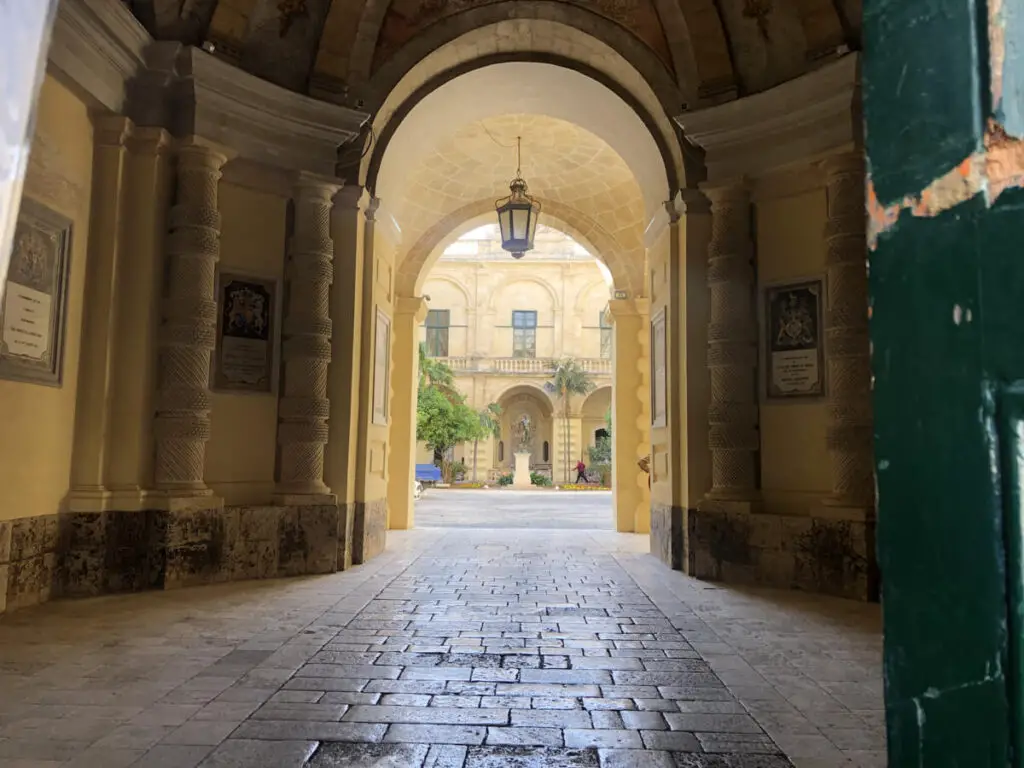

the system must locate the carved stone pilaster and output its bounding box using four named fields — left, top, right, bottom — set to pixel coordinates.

left=703, top=184, right=759, bottom=503
left=275, top=174, right=341, bottom=501
left=824, top=154, right=874, bottom=509
left=153, top=142, right=226, bottom=494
